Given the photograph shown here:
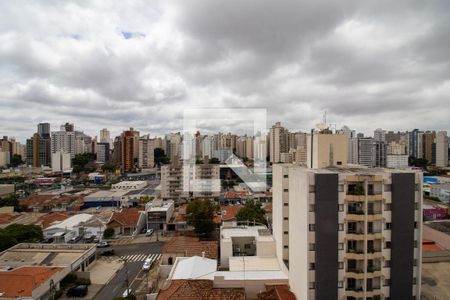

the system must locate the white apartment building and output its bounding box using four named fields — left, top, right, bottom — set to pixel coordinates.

left=273, top=166, right=422, bottom=300
left=51, top=130, right=76, bottom=158
left=51, top=150, right=71, bottom=172
left=386, top=154, right=409, bottom=169
left=160, top=161, right=189, bottom=202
